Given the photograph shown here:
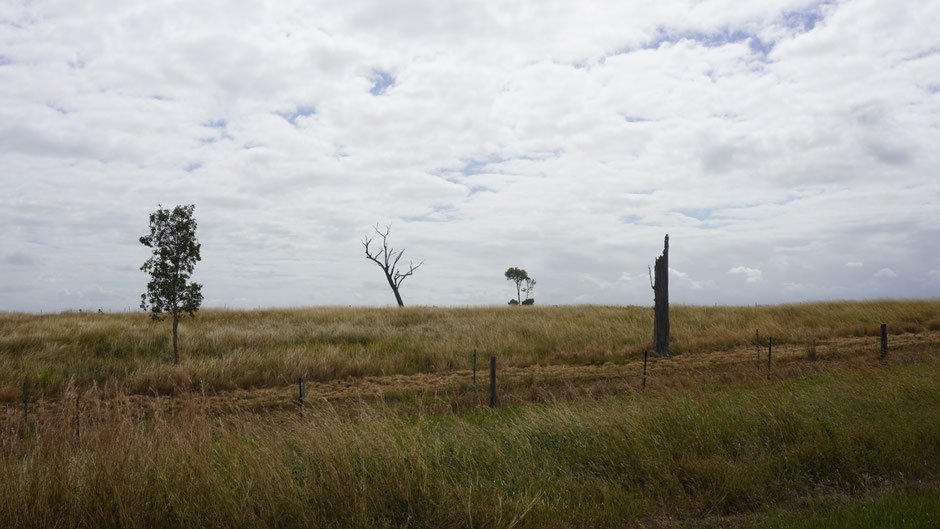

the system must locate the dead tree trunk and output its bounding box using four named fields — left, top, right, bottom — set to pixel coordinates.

left=384, top=271, right=405, bottom=307
left=651, top=234, right=670, bottom=357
